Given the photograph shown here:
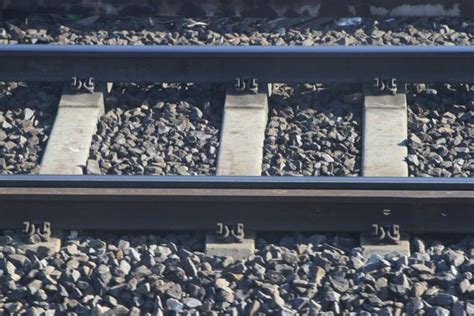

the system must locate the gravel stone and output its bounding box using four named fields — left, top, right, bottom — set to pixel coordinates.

left=1, top=234, right=473, bottom=314
left=166, top=298, right=184, bottom=312
left=407, top=84, right=473, bottom=177
left=435, top=293, right=459, bottom=306
left=428, top=306, right=451, bottom=316
left=0, top=13, right=473, bottom=315
left=183, top=297, right=202, bottom=308
left=451, top=301, right=466, bottom=316
left=2, top=17, right=471, bottom=178
left=262, top=84, right=361, bottom=176
left=87, top=83, right=223, bottom=175
left=85, top=159, right=101, bottom=175
left=119, top=260, right=131, bottom=275
left=0, top=82, right=60, bottom=174
left=1, top=15, right=473, bottom=47
left=467, top=301, right=474, bottom=314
